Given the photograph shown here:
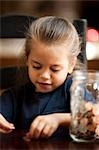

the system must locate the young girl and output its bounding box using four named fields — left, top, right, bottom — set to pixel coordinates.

left=0, top=16, right=80, bottom=139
